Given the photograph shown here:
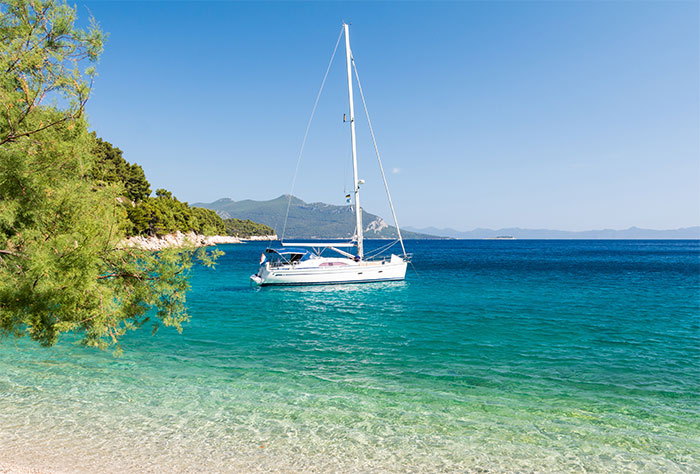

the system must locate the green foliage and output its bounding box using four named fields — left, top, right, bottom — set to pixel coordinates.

left=0, top=0, right=221, bottom=352
left=90, top=134, right=151, bottom=203
left=0, top=0, right=105, bottom=146
left=125, top=189, right=225, bottom=237
left=224, top=218, right=274, bottom=238
left=193, top=207, right=226, bottom=236
left=87, top=135, right=225, bottom=237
